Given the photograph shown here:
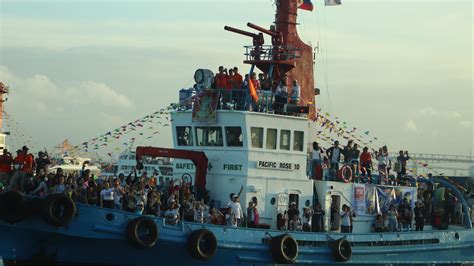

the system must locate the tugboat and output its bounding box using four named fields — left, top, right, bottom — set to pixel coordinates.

left=0, top=1, right=473, bottom=265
